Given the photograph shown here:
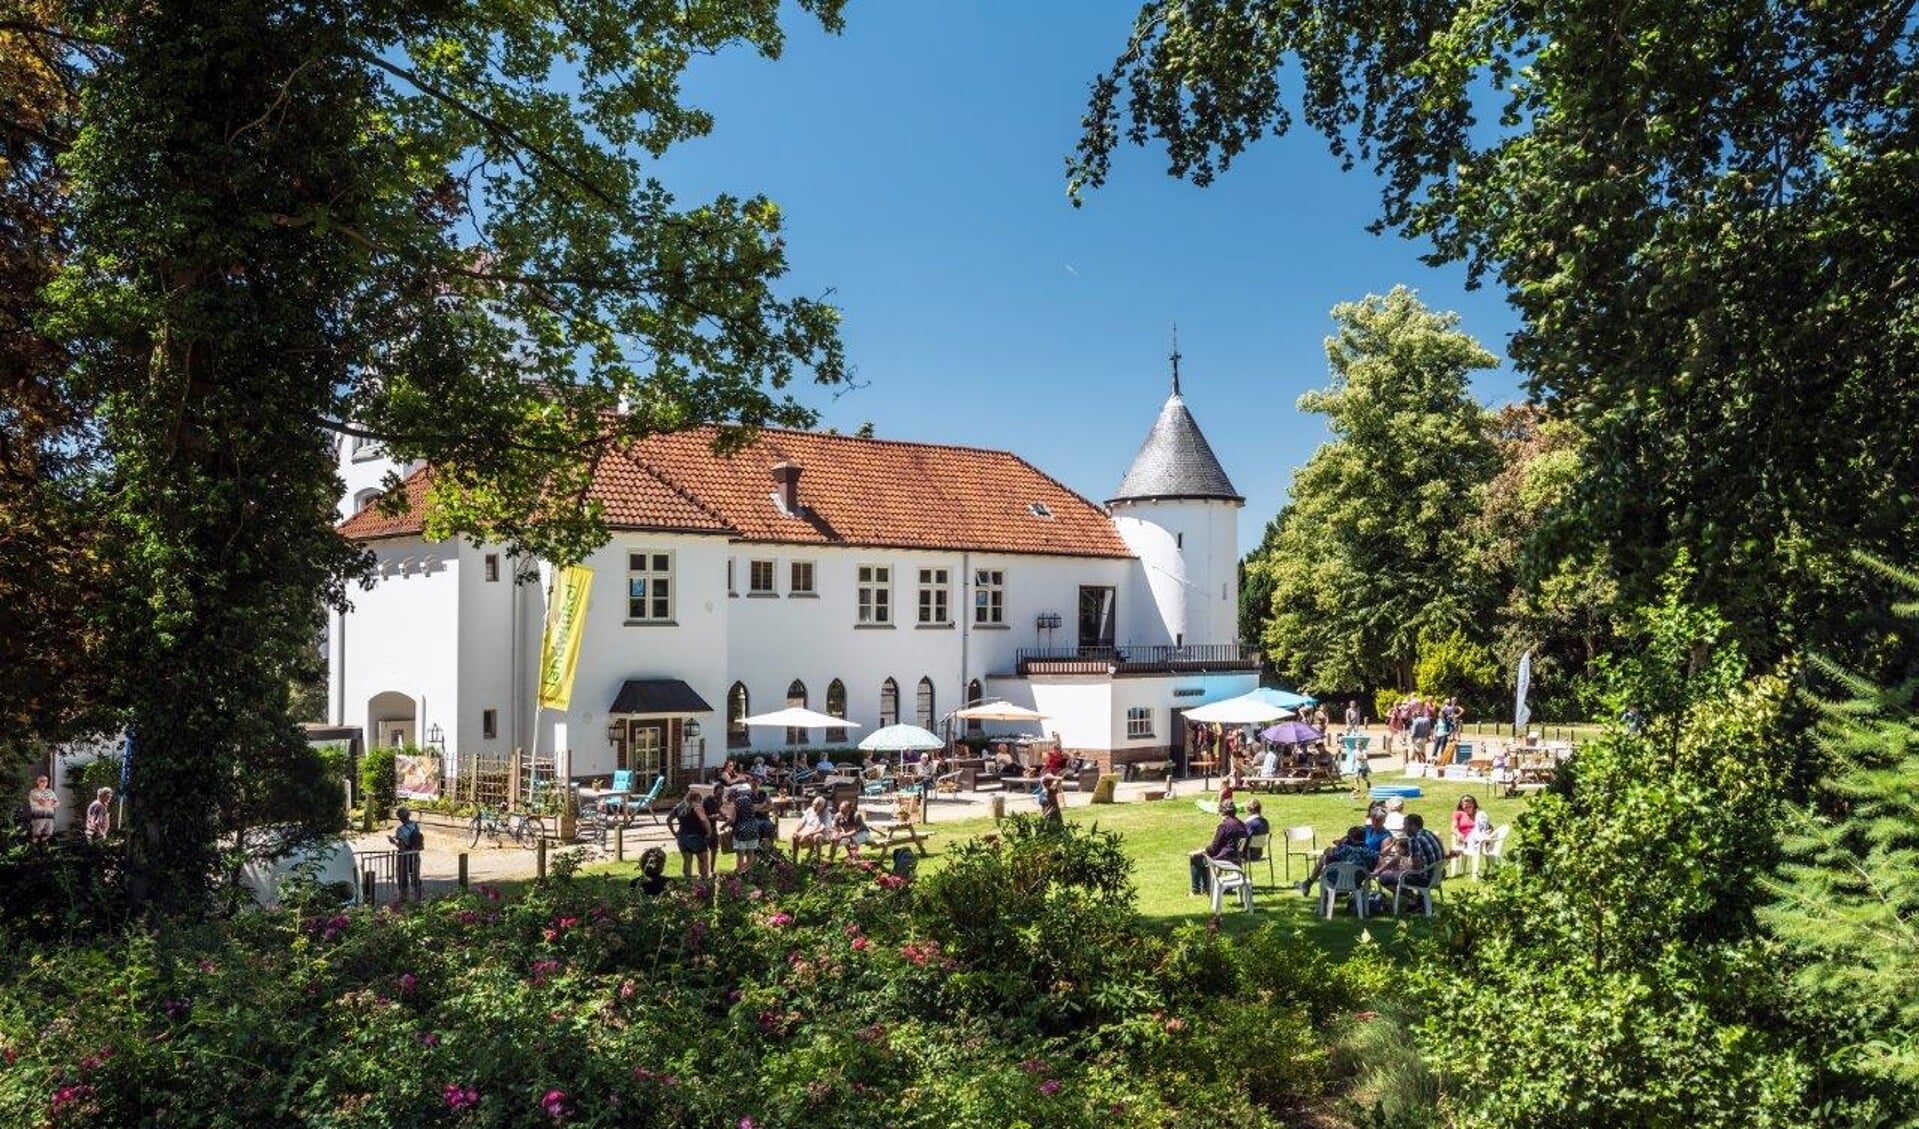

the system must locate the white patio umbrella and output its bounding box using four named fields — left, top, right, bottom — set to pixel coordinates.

left=740, top=707, right=861, bottom=780
left=1181, top=696, right=1295, bottom=725
left=952, top=700, right=1048, bottom=721
left=858, top=724, right=945, bottom=752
